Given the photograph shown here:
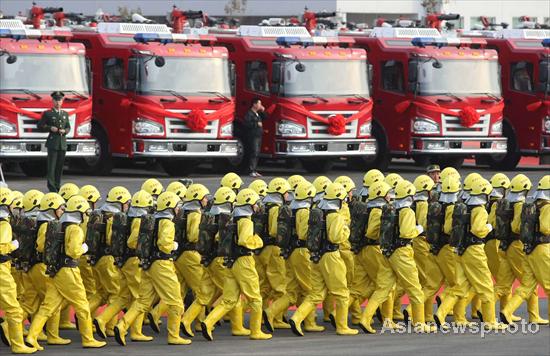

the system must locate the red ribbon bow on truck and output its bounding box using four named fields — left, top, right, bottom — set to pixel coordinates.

left=266, top=100, right=373, bottom=136
left=0, top=99, right=92, bottom=120
left=121, top=99, right=233, bottom=133
left=394, top=100, right=504, bottom=128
